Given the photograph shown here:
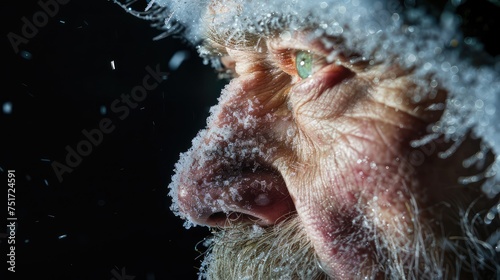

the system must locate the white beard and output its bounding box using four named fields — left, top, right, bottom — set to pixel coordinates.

left=199, top=197, right=500, bottom=280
